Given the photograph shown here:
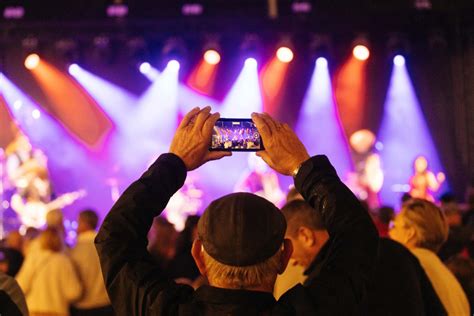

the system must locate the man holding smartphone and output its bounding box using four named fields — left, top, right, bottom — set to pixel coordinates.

left=95, top=106, right=379, bottom=315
